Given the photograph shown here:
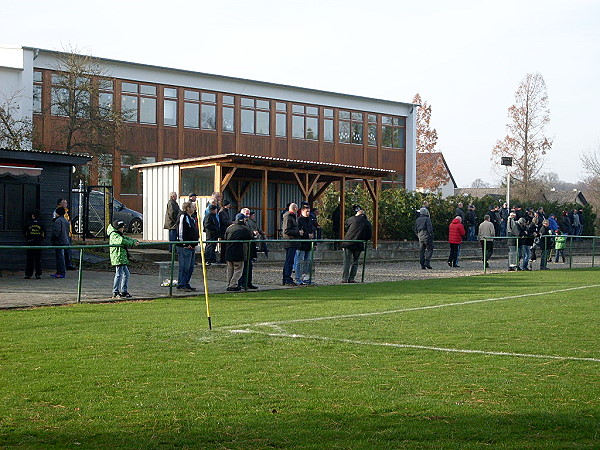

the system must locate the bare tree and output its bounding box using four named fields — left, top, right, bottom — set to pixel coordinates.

left=49, top=46, right=131, bottom=157
left=492, top=73, right=552, bottom=199
left=471, top=178, right=491, bottom=188
left=0, top=91, right=33, bottom=150
left=413, top=93, right=449, bottom=191
left=581, top=142, right=600, bottom=178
